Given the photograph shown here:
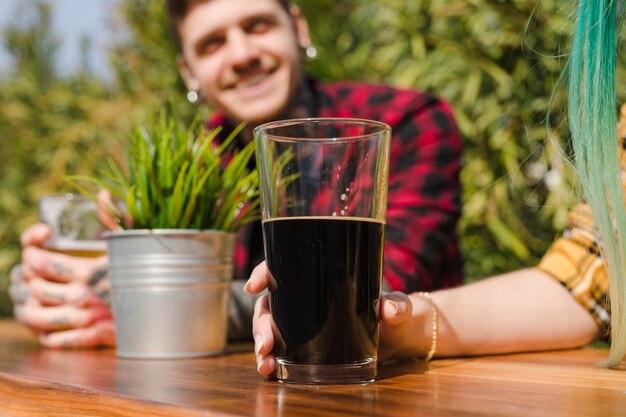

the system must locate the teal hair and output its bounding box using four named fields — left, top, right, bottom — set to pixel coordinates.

left=568, top=0, right=626, bottom=368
